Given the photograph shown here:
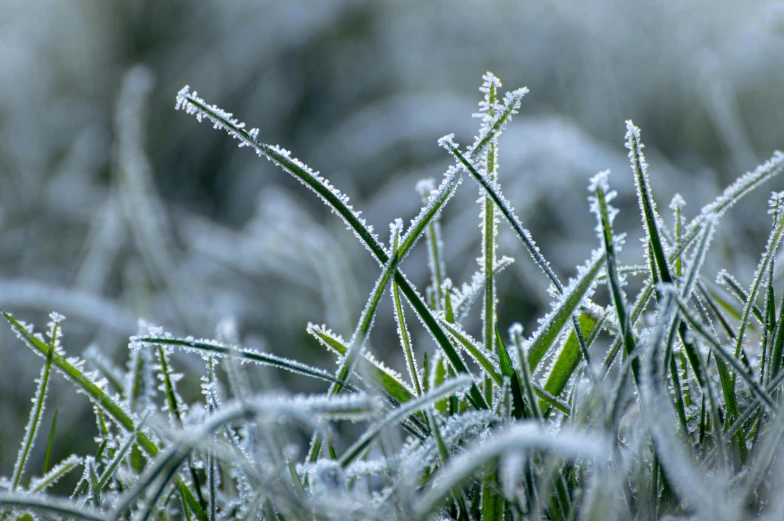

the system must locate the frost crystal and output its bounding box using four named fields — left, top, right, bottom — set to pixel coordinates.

left=669, top=193, right=686, bottom=211
left=176, top=86, right=385, bottom=264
